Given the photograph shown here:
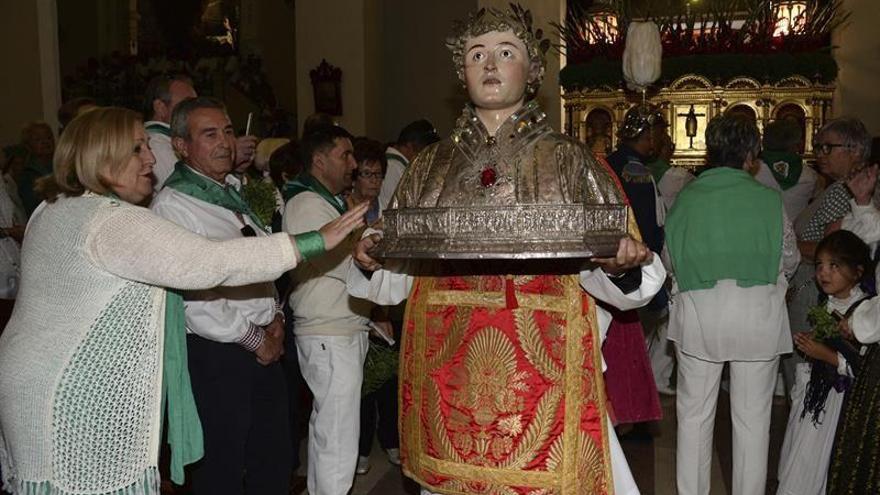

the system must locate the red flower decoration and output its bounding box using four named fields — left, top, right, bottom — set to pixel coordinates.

left=480, top=166, right=497, bottom=187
